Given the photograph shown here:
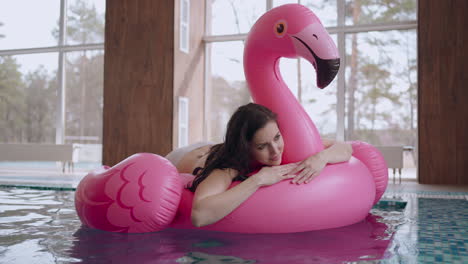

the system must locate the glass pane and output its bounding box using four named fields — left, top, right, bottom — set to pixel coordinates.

left=0, top=1, right=59, bottom=49
left=302, top=0, right=337, bottom=27
left=273, top=0, right=298, bottom=6
left=280, top=57, right=337, bottom=135
left=265, top=53, right=336, bottom=138
left=278, top=58, right=299, bottom=98
left=0, top=53, right=58, bottom=143
left=301, top=58, right=338, bottom=138
left=344, top=29, right=417, bottom=147
left=345, top=0, right=417, bottom=25
left=64, top=50, right=104, bottom=156
left=208, top=41, right=251, bottom=142
left=209, top=0, right=266, bottom=35
left=66, top=0, right=106, bottom=45
left=294, top=33, right=338, bottom=139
